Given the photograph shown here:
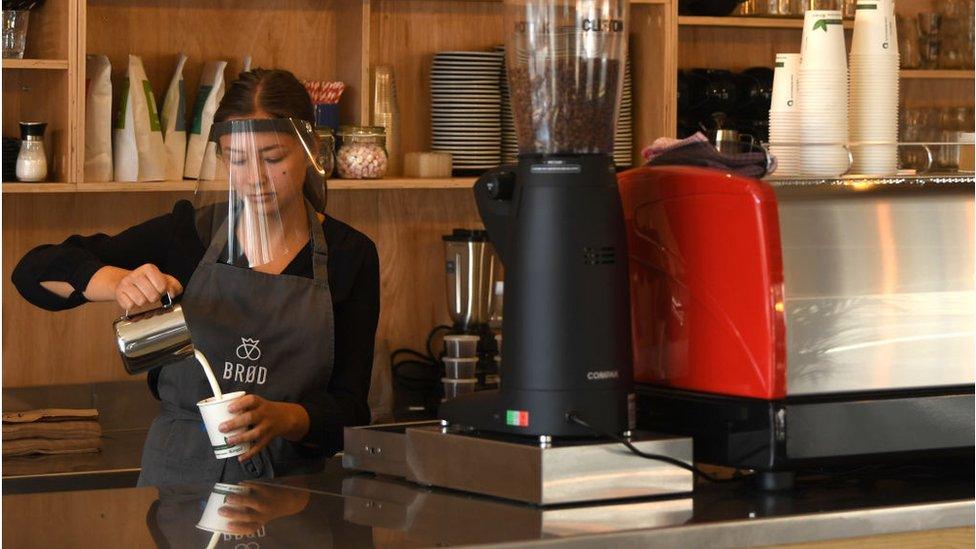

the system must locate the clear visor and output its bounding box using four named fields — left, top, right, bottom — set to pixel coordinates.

left=194, top=118, right=325, bottom=268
